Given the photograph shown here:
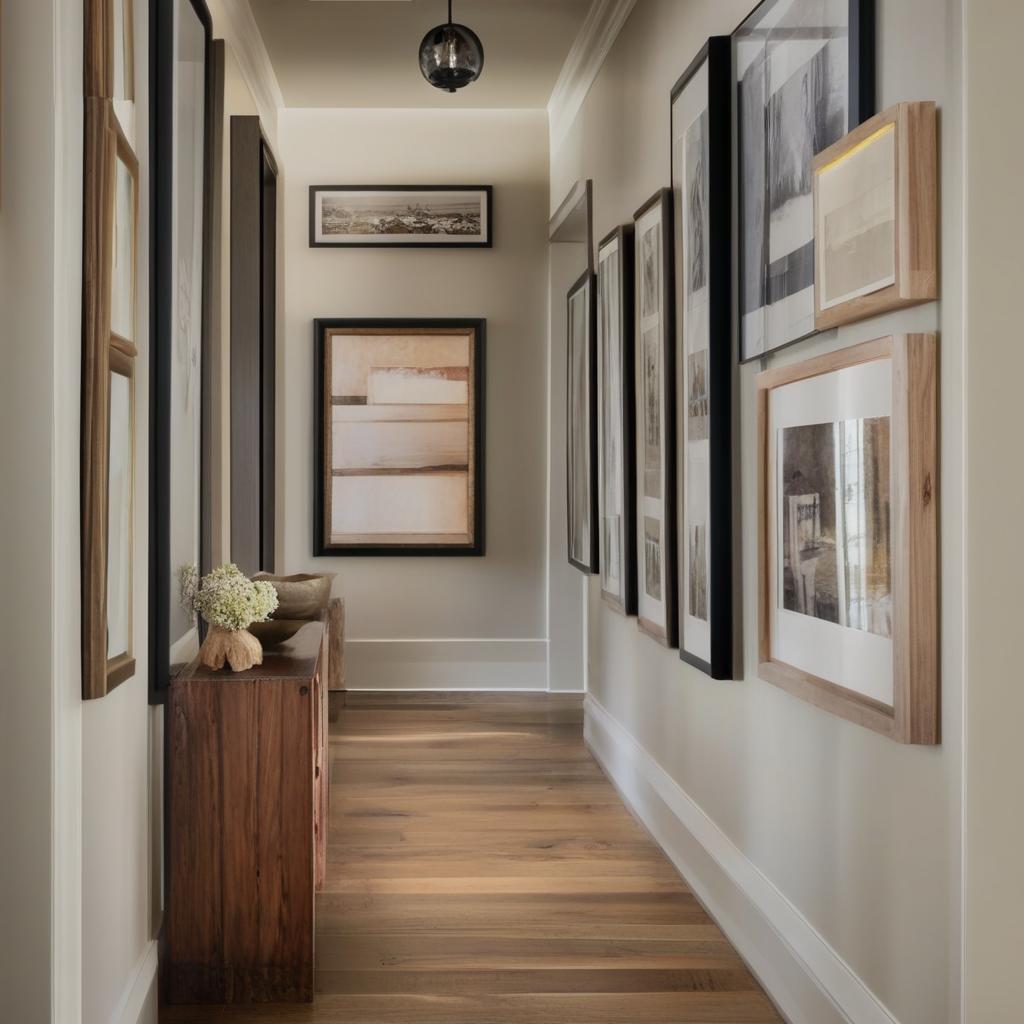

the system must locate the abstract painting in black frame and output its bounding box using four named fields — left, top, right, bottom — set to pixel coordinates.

left=567, top=271, right=599, bottom=575
left=671, top=38, right=735, bottom=679
left=149, top=0, right=213, bottom=702
left=633, top=189, right=677, bottom=647
left=314, top=319, right=485, bottom=557
left=597, top=226, right=637, bottom=613
left=735, top=0, right=875, bottom=362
